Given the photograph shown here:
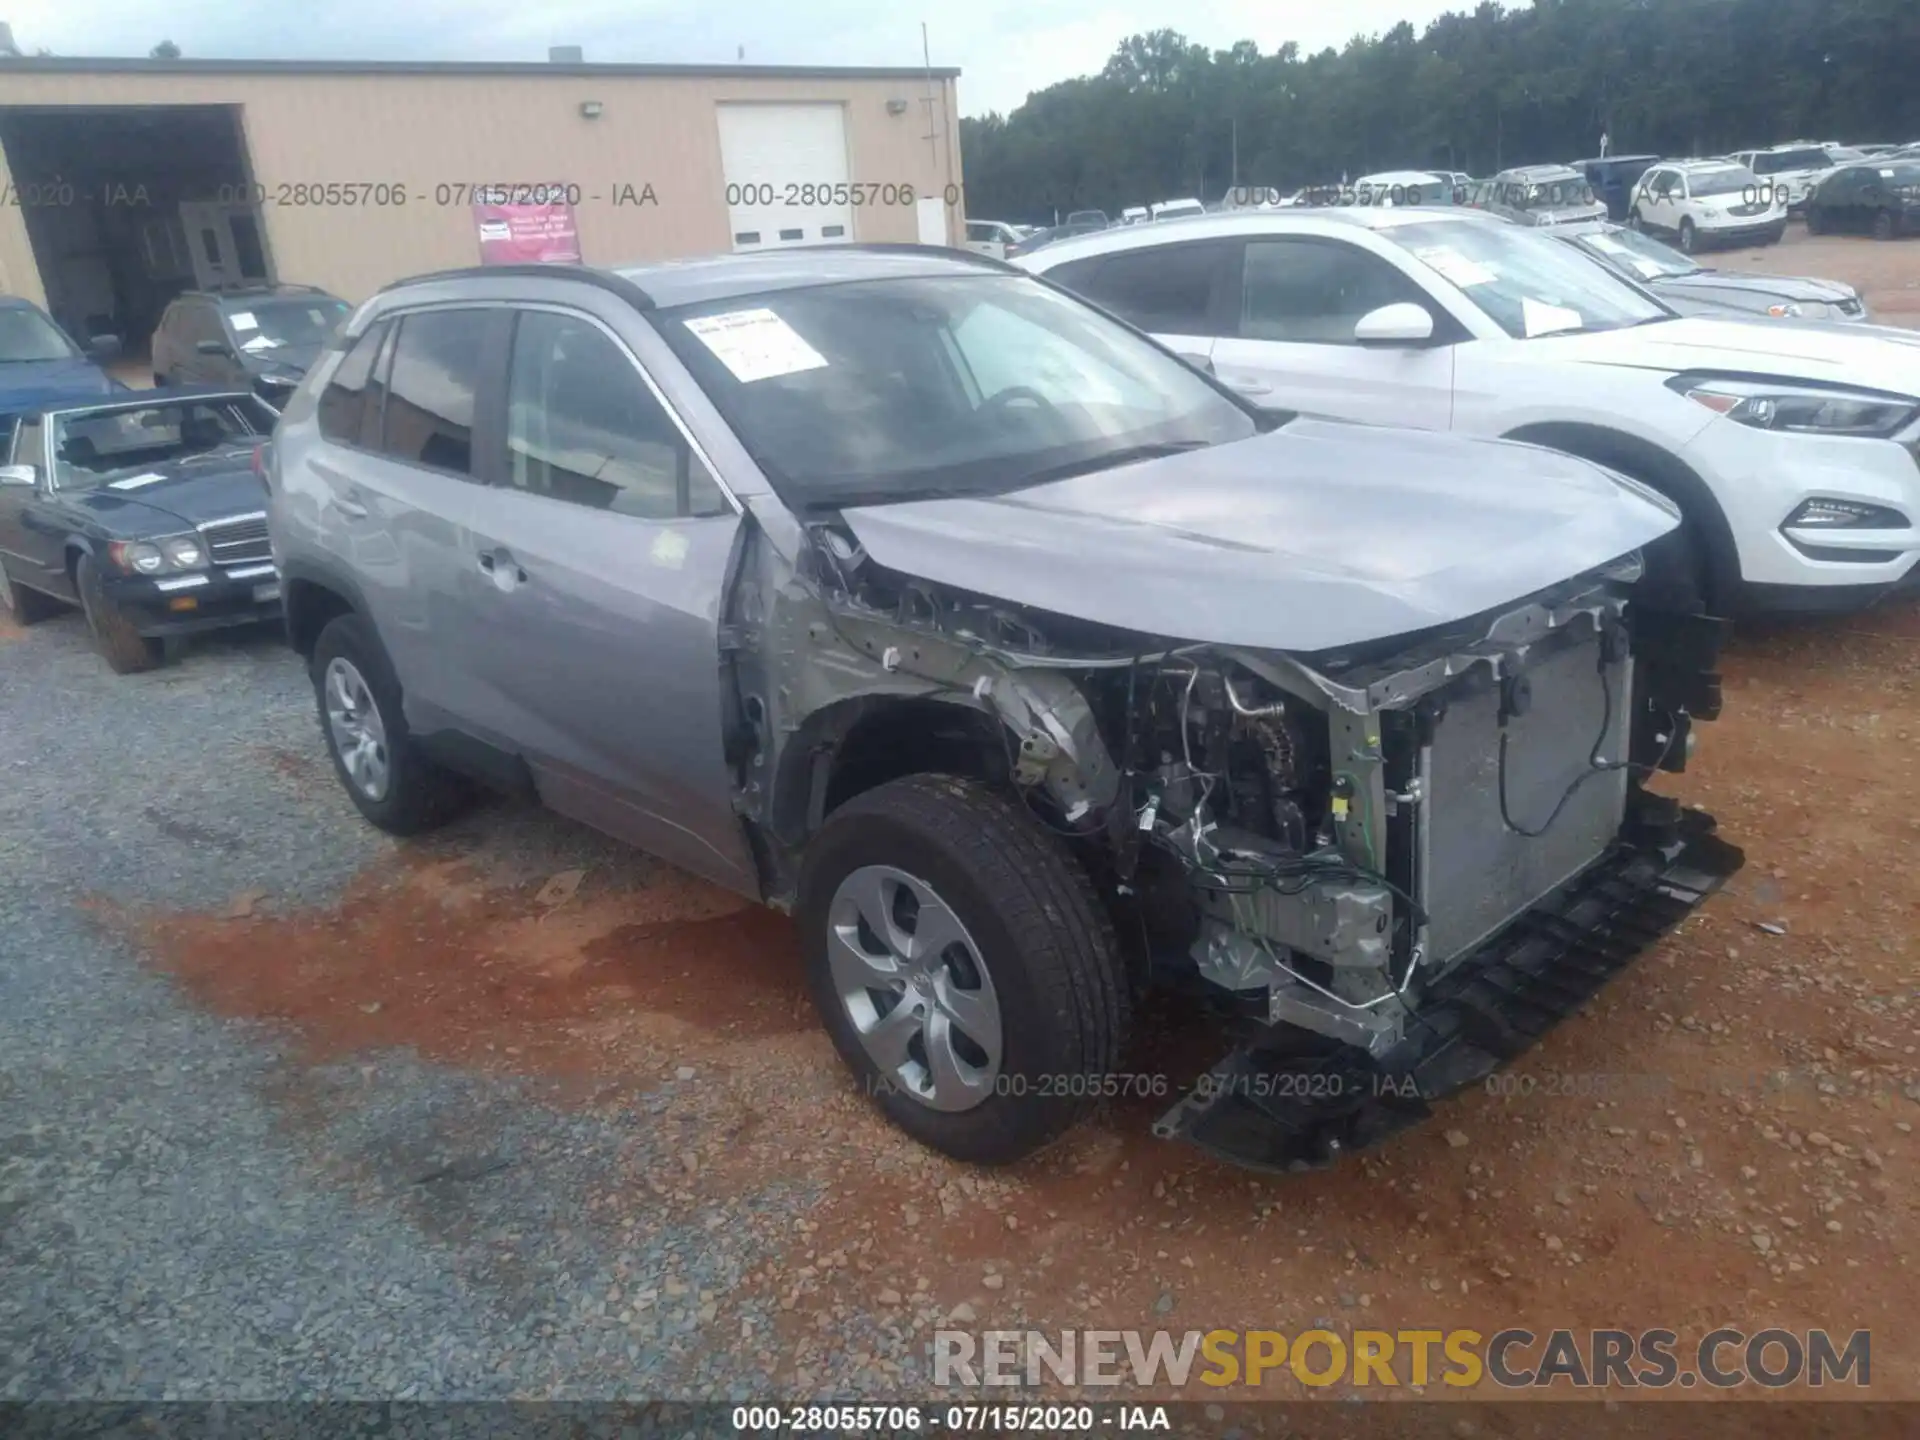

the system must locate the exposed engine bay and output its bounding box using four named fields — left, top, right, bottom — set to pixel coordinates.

left=728, top=515, right=1742, bottom=1170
